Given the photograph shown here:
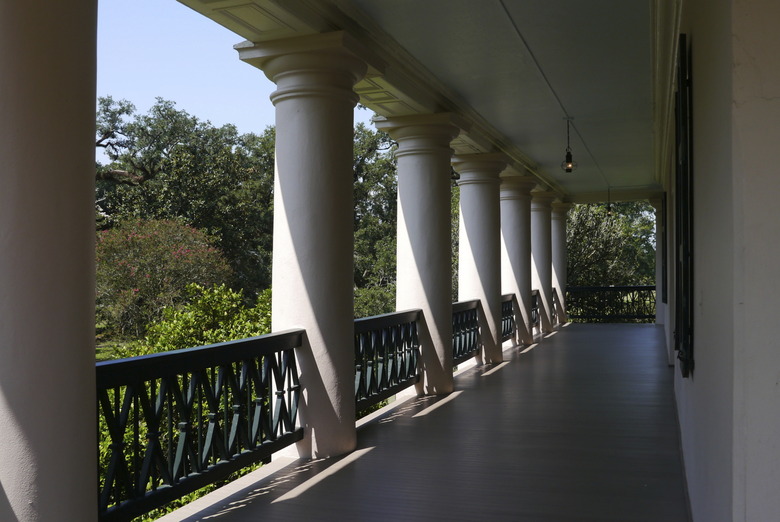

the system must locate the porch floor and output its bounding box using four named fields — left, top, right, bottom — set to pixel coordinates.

left=162, top=323, right=690, bottom=522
